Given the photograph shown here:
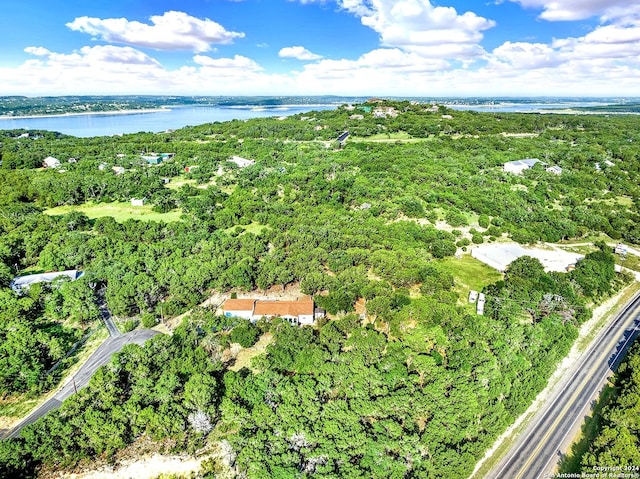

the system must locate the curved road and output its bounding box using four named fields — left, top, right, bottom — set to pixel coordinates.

left=1, top=328, right=159, bottom=440
left=486, top=292, right=640, bottom=479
